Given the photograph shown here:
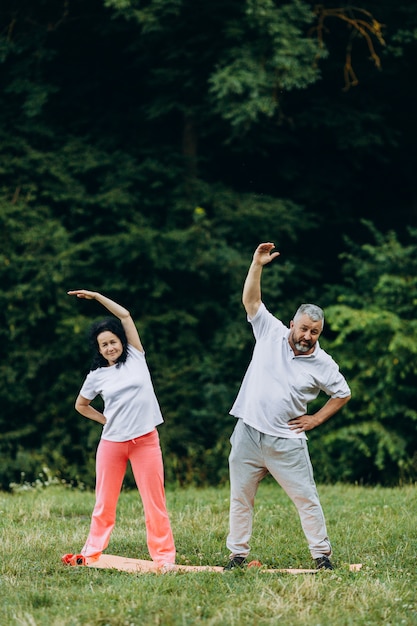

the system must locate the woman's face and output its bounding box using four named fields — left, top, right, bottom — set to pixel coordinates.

left=97, top=331, right=124, bottom=366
